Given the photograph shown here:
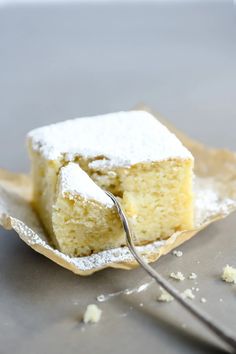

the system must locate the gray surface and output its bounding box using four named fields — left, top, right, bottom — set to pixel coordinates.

left=0, top=1, right=236, bottom=353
